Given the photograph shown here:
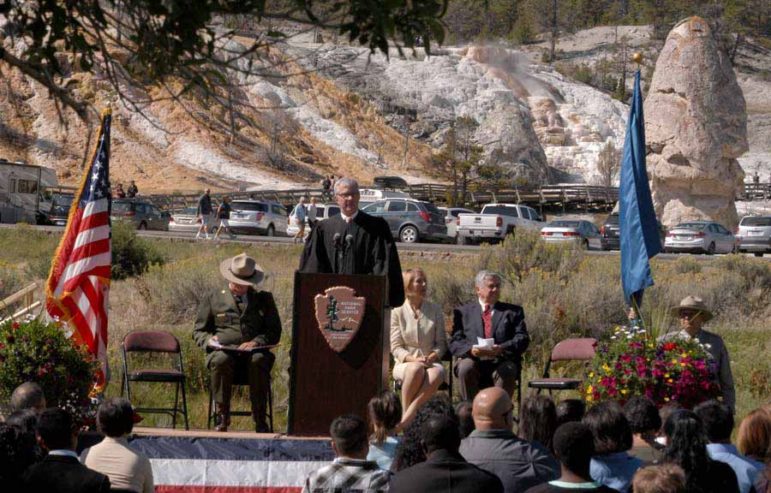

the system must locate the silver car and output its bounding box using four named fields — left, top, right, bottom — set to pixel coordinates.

left=540, top=220, right=602, bottom=250
left=168, top=207, right=201, bottom=233
left=228, top=200, right=288, bottom=236
left=361, top=198, right=447, bottom=243
left=111, top=198, right=170, bottom=231
left=736, top=215, right=771, bottom=257
left=664, top=221, right=737, bottom=254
